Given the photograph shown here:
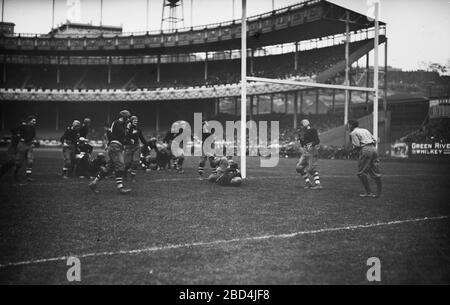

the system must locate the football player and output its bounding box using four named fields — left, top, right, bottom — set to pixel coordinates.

left=124, top=116, right=148, bottom=182
left=198, top=120, right=216, bottom=180
left=74, top=137, right=93, bottom=178
left=208, top=157, right=242, bottom=187
left=296, top=119, right=322, bottom=189
left=79, top=118, right=91, bottom=138
left=0, top=119, right=27, bottom=180
left=89, top=110, right=132, bottom=194
left=60, top=120, right=81, bottom=179
left=163, top=122, right=185, bottom=174
left=13, top=116, right=37, bottom=182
